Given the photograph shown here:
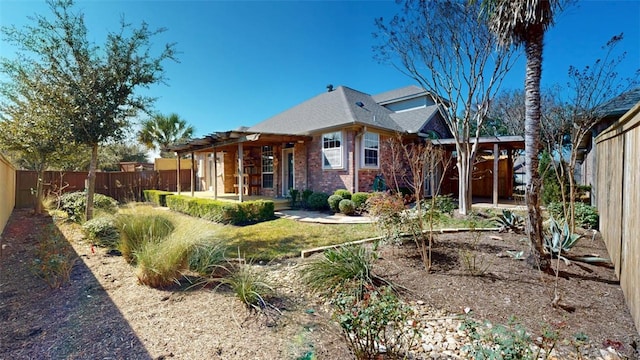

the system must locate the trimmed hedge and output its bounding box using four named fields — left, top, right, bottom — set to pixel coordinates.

left=143, top=190, right=174, bottom=207
left=166, top=195, right=275, bottom=225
